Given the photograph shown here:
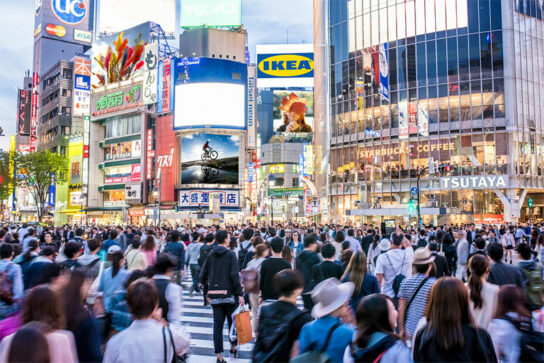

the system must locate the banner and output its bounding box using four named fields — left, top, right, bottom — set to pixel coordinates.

left=30, top=73, right=38, bottom=151
left=73, top=56, right=91, bottom=116
left=247, top=66, right=256, bottom=148
left=399, top=101, right=409, bottom=139
left=417, top=104, right=429, bottom=137
left=17, top=90, right=31, bottom=135
left=143, top=42, right=159, bottom=105
left=161, top=58, right=171, bottom=112
left=178, top=189, right=240, bottom=208
left=379, top=43, right=389, bottom=101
